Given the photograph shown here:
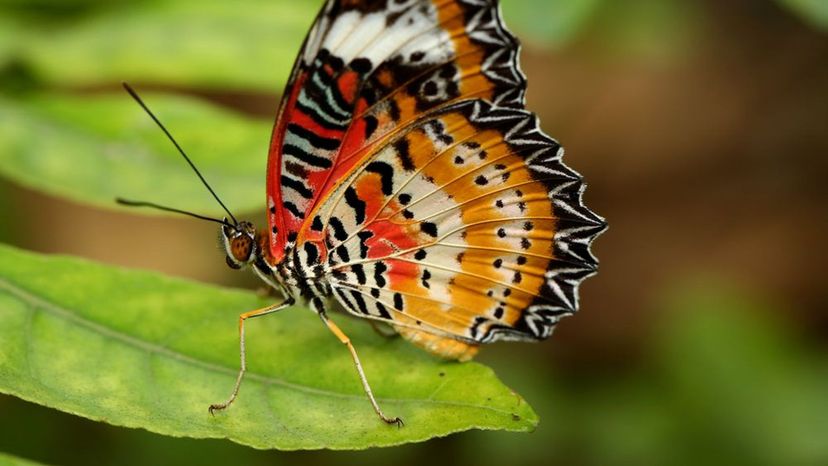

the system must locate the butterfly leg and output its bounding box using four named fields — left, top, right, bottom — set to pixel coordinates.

left=319, top=310, right=404, bottom=427
left=209, top=298, right=294, bottom=414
